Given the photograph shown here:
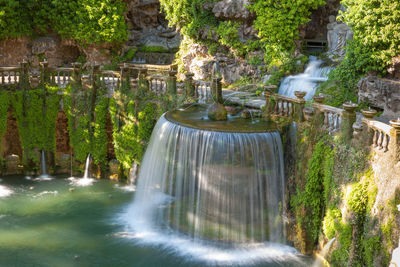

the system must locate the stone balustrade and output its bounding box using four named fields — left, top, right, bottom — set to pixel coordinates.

left=362, top=118, right=394, bottom=153
left=0, top=66, right=21, bottom=85
left=313, top=103, right=343, bottom=133
left=194, top=80, right=212, bottom=103
left=148, top=74, right=168, bottom=95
